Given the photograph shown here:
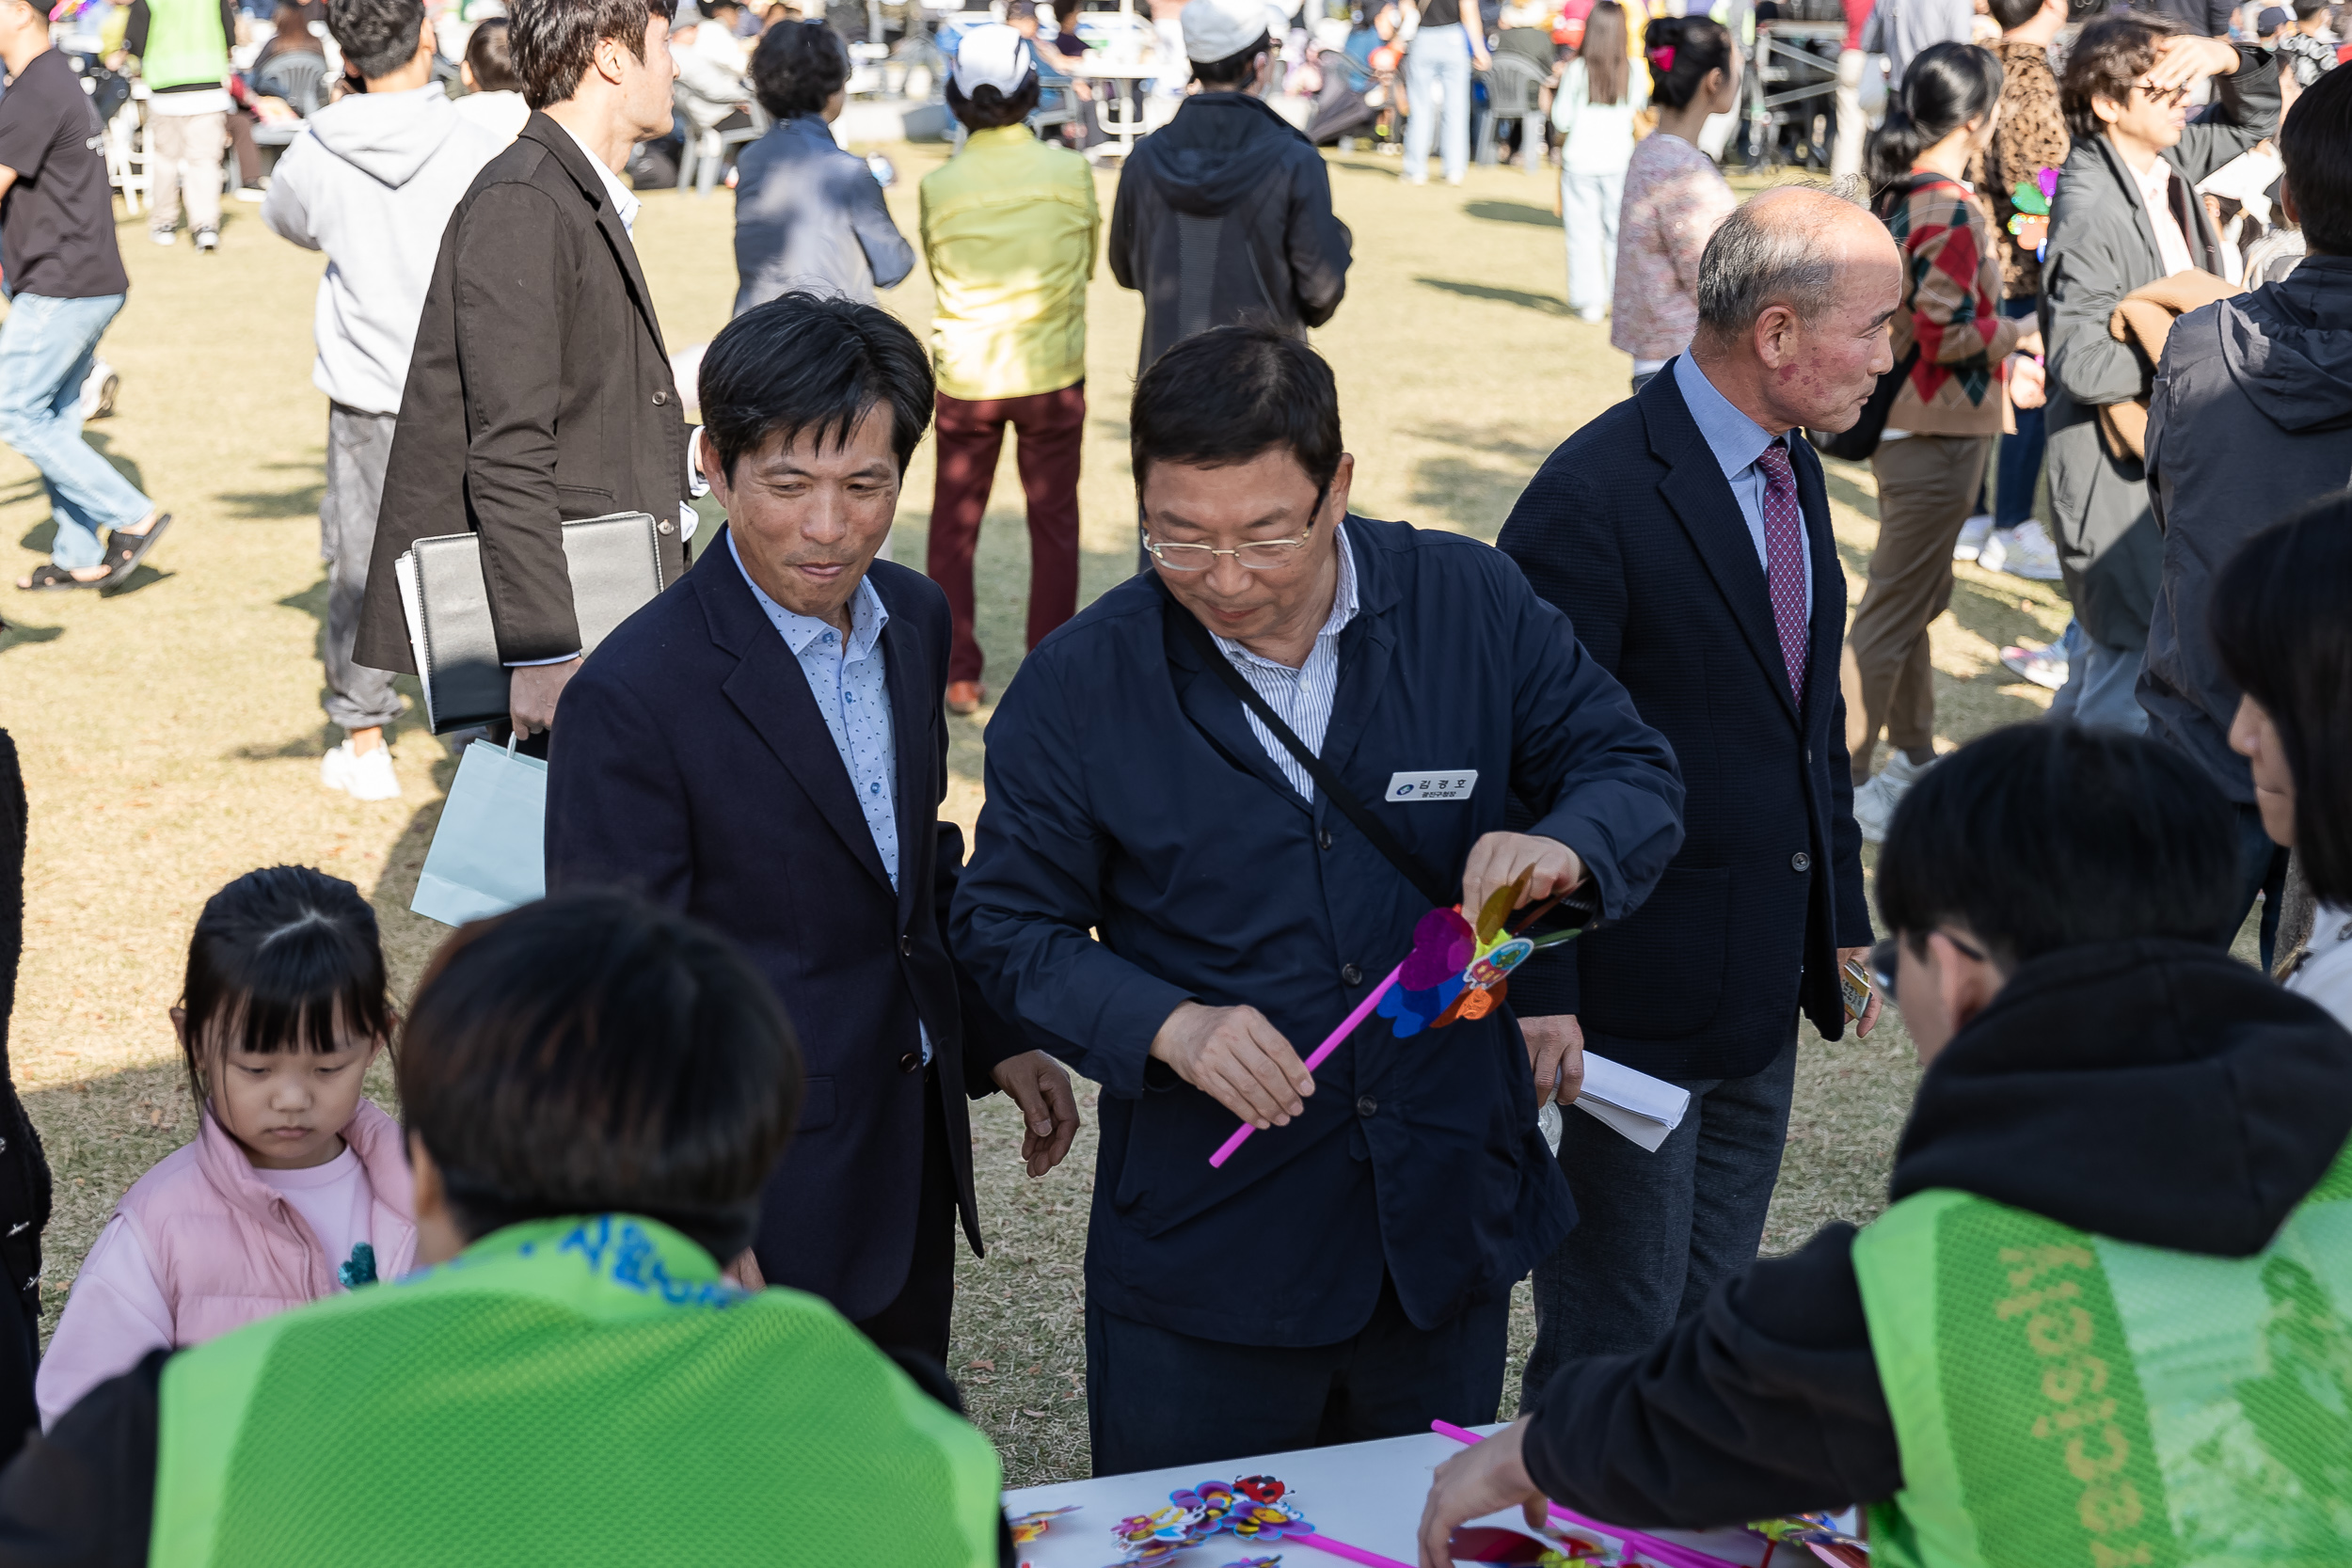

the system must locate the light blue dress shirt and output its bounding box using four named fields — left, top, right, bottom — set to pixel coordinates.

left=1209, top=522, right=1360, bottom=801
left=1672, top=353, right=1814, bottom=623
left=730, top=532, right=929, bottom=1061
